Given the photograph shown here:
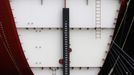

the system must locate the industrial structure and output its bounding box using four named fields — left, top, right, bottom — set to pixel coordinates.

left=0, top=0, right=133, bottom=75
